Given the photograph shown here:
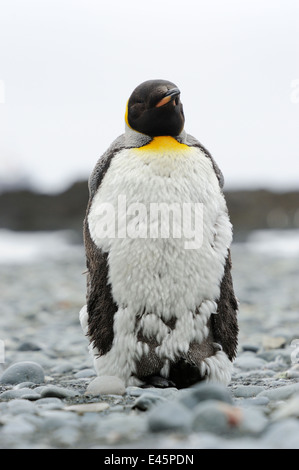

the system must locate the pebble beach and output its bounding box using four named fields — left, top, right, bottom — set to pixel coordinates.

left=1, top=229, right=299, bottom=450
